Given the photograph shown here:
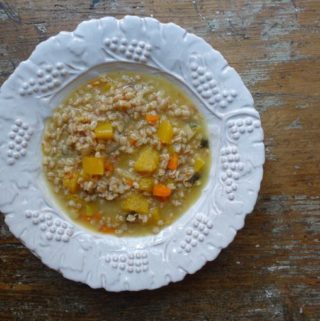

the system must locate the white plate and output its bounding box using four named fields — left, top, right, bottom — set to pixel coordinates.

left=0, top=16, right=264, bottom=291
